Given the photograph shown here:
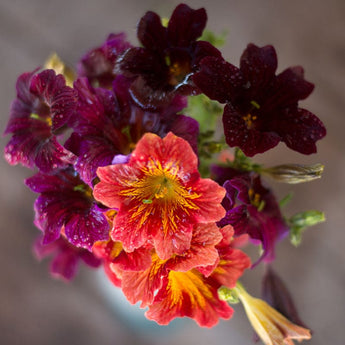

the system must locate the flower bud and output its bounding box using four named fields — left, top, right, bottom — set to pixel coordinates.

left=263, top=163, right=324, bottom=184
left=44, top=53, right=76, bottom=87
